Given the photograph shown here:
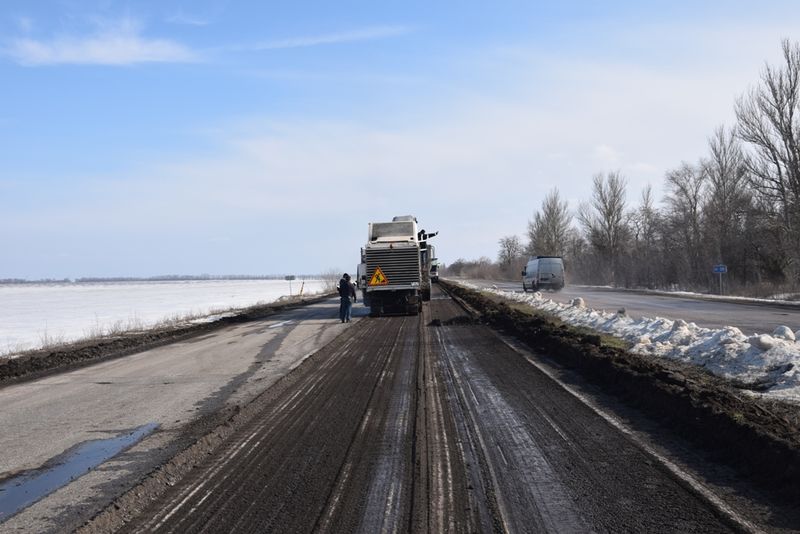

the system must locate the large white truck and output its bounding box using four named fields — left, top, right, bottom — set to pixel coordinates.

left=357, top=216, right=437, bottom=316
